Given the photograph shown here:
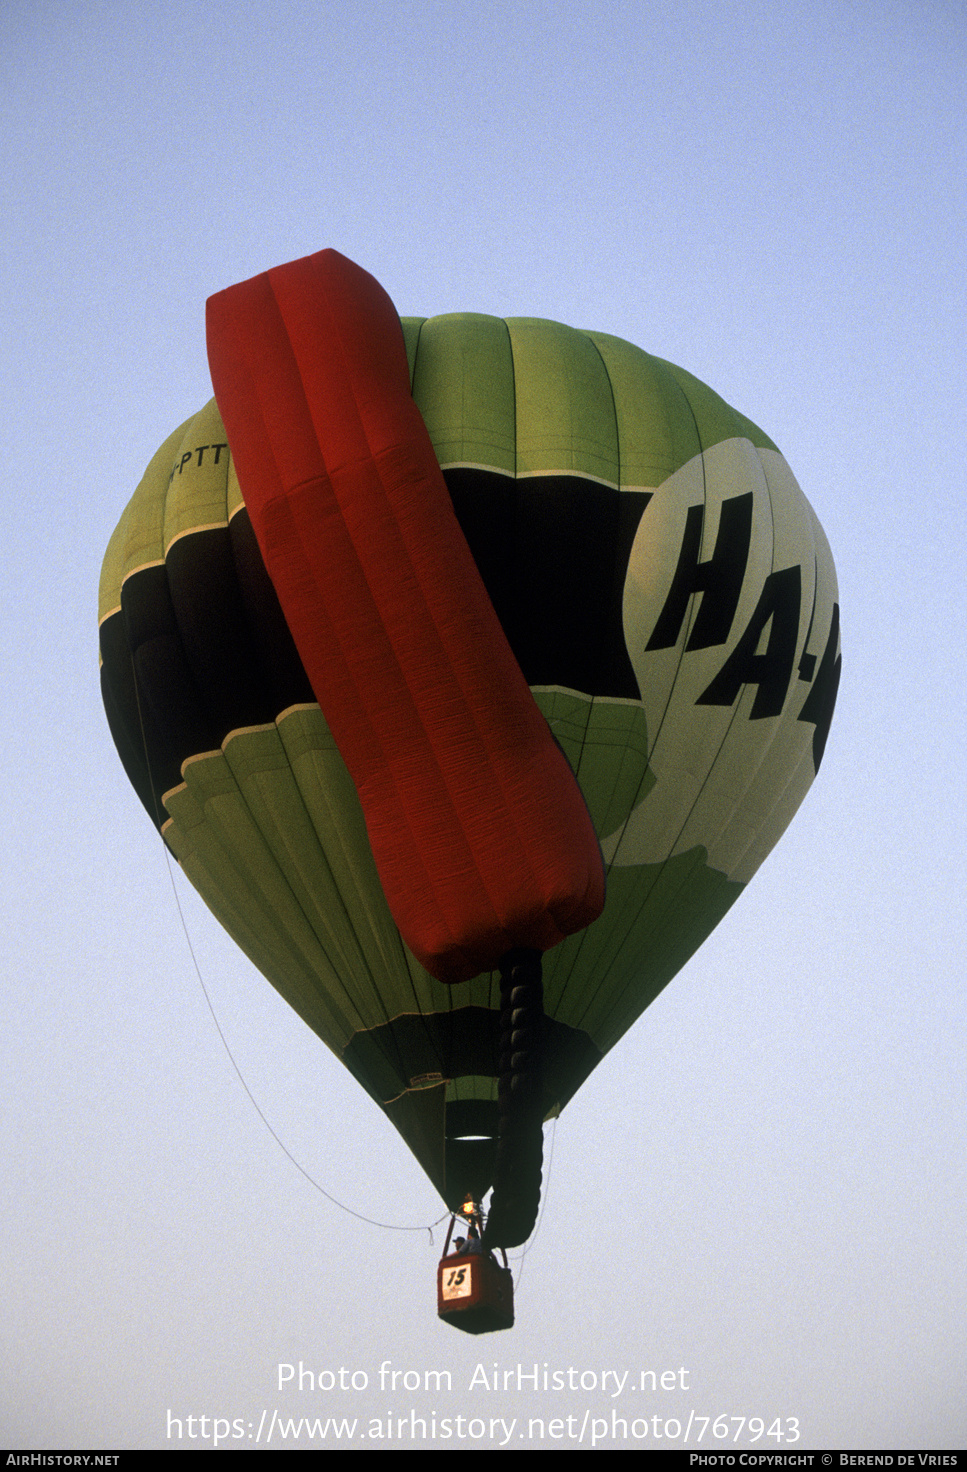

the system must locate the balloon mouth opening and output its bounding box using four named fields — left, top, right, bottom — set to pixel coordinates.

left=444, top=1102, right=500, bottom=1209
left=445, top=1100, right=499, bottom=1136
